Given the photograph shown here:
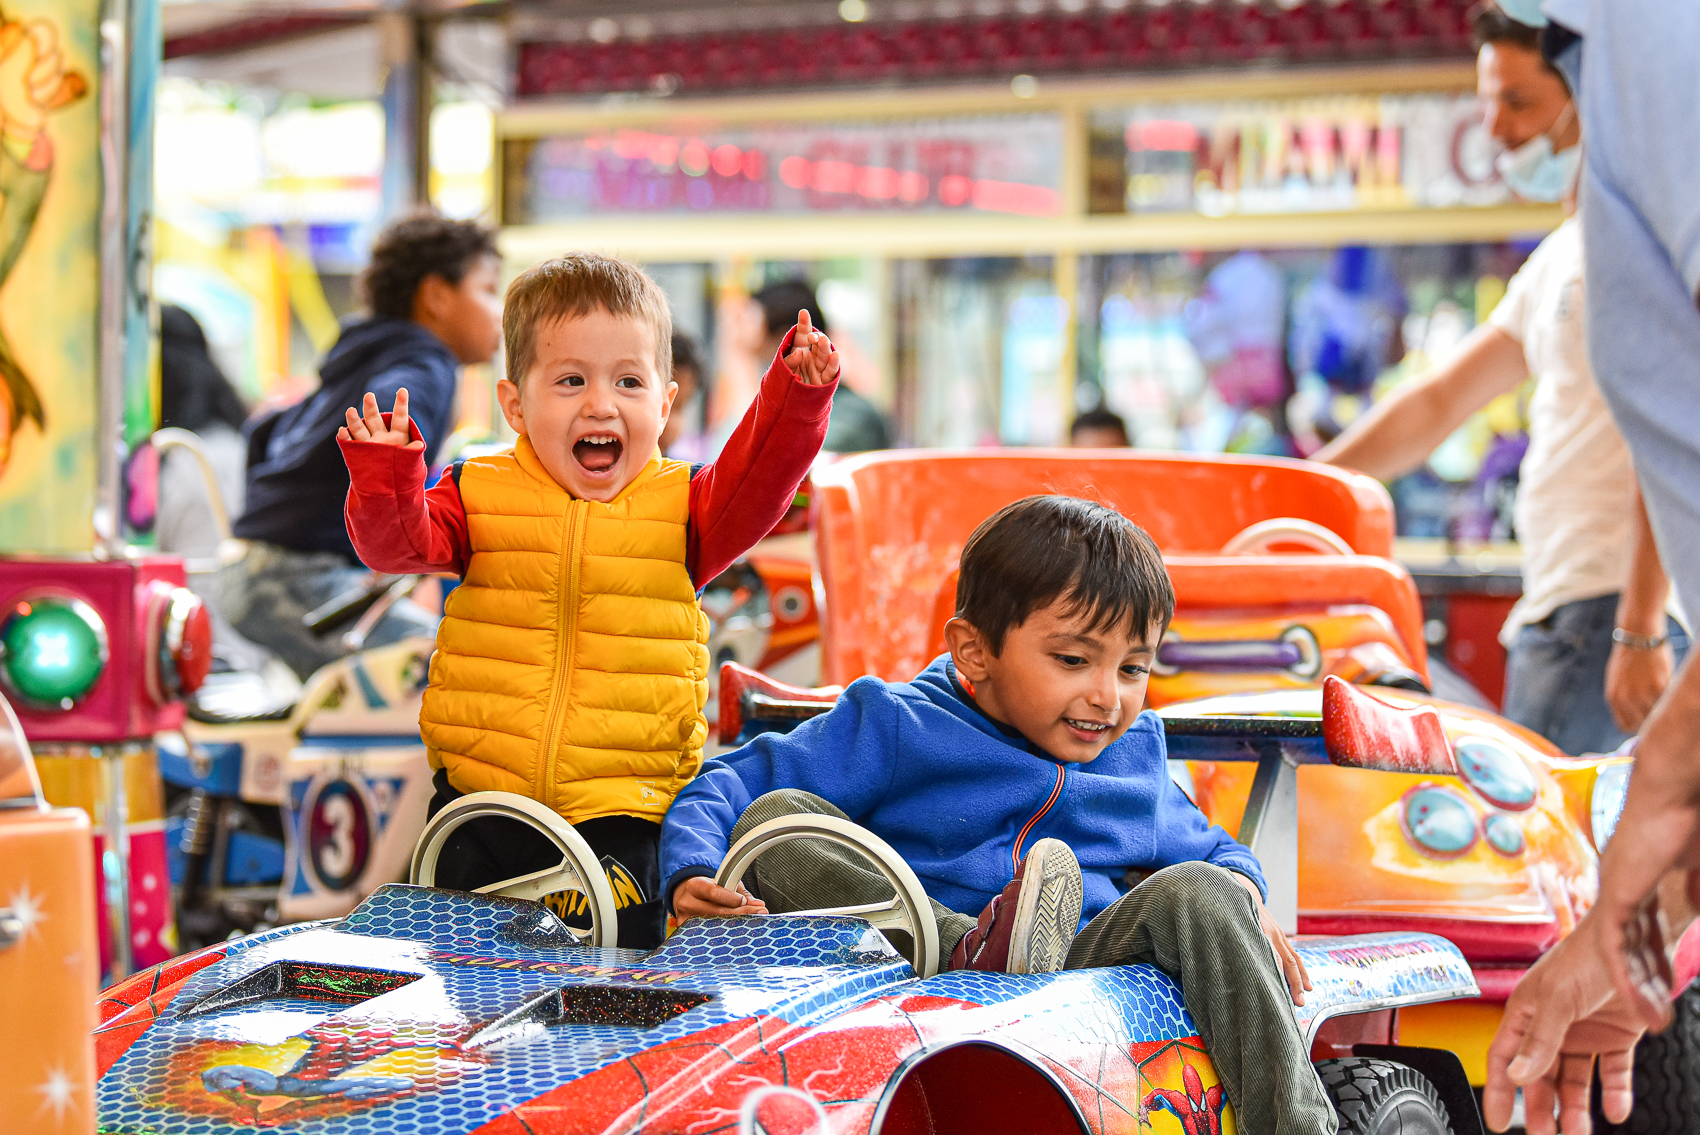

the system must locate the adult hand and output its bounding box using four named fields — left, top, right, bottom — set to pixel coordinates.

left=672, top=876, right=768, bottom=922
left=1232, top=872, right=1310, bottom=1005
left=782, top=309, right=838, bottom=386
left=339, top=389, right=424, bottom=450
left=1482, top=913, right=1657, bottom=1134
left=1606, top=641, right=1674, bottom=735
